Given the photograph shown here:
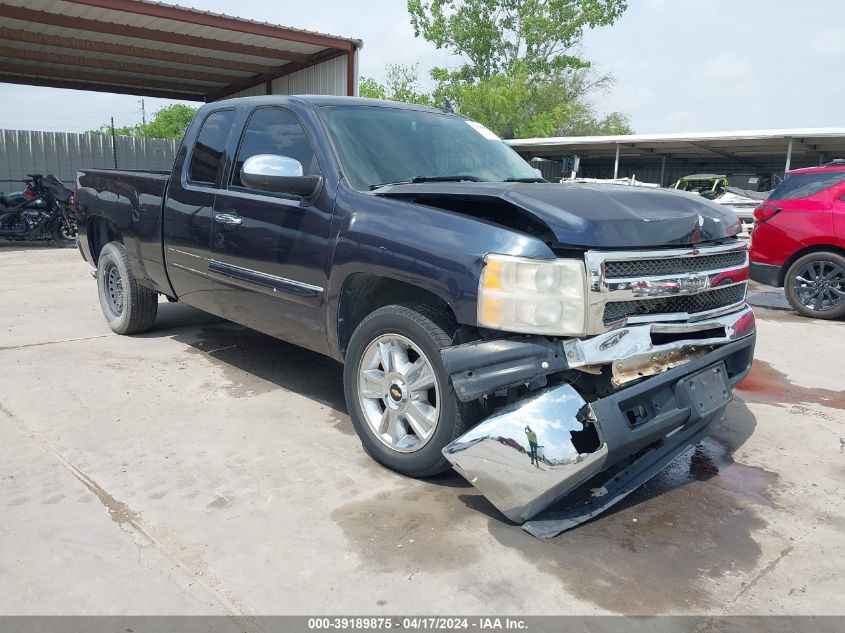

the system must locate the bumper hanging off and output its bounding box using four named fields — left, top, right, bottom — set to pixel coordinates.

left=442, top=329, right=755, bottom=536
